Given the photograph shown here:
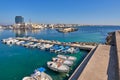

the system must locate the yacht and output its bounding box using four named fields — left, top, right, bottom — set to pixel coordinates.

left=47, top=61, right=69, bottom=73
left=57, top=55, right=77, bottom=61
left=52, top=57, right=73, bottom=66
